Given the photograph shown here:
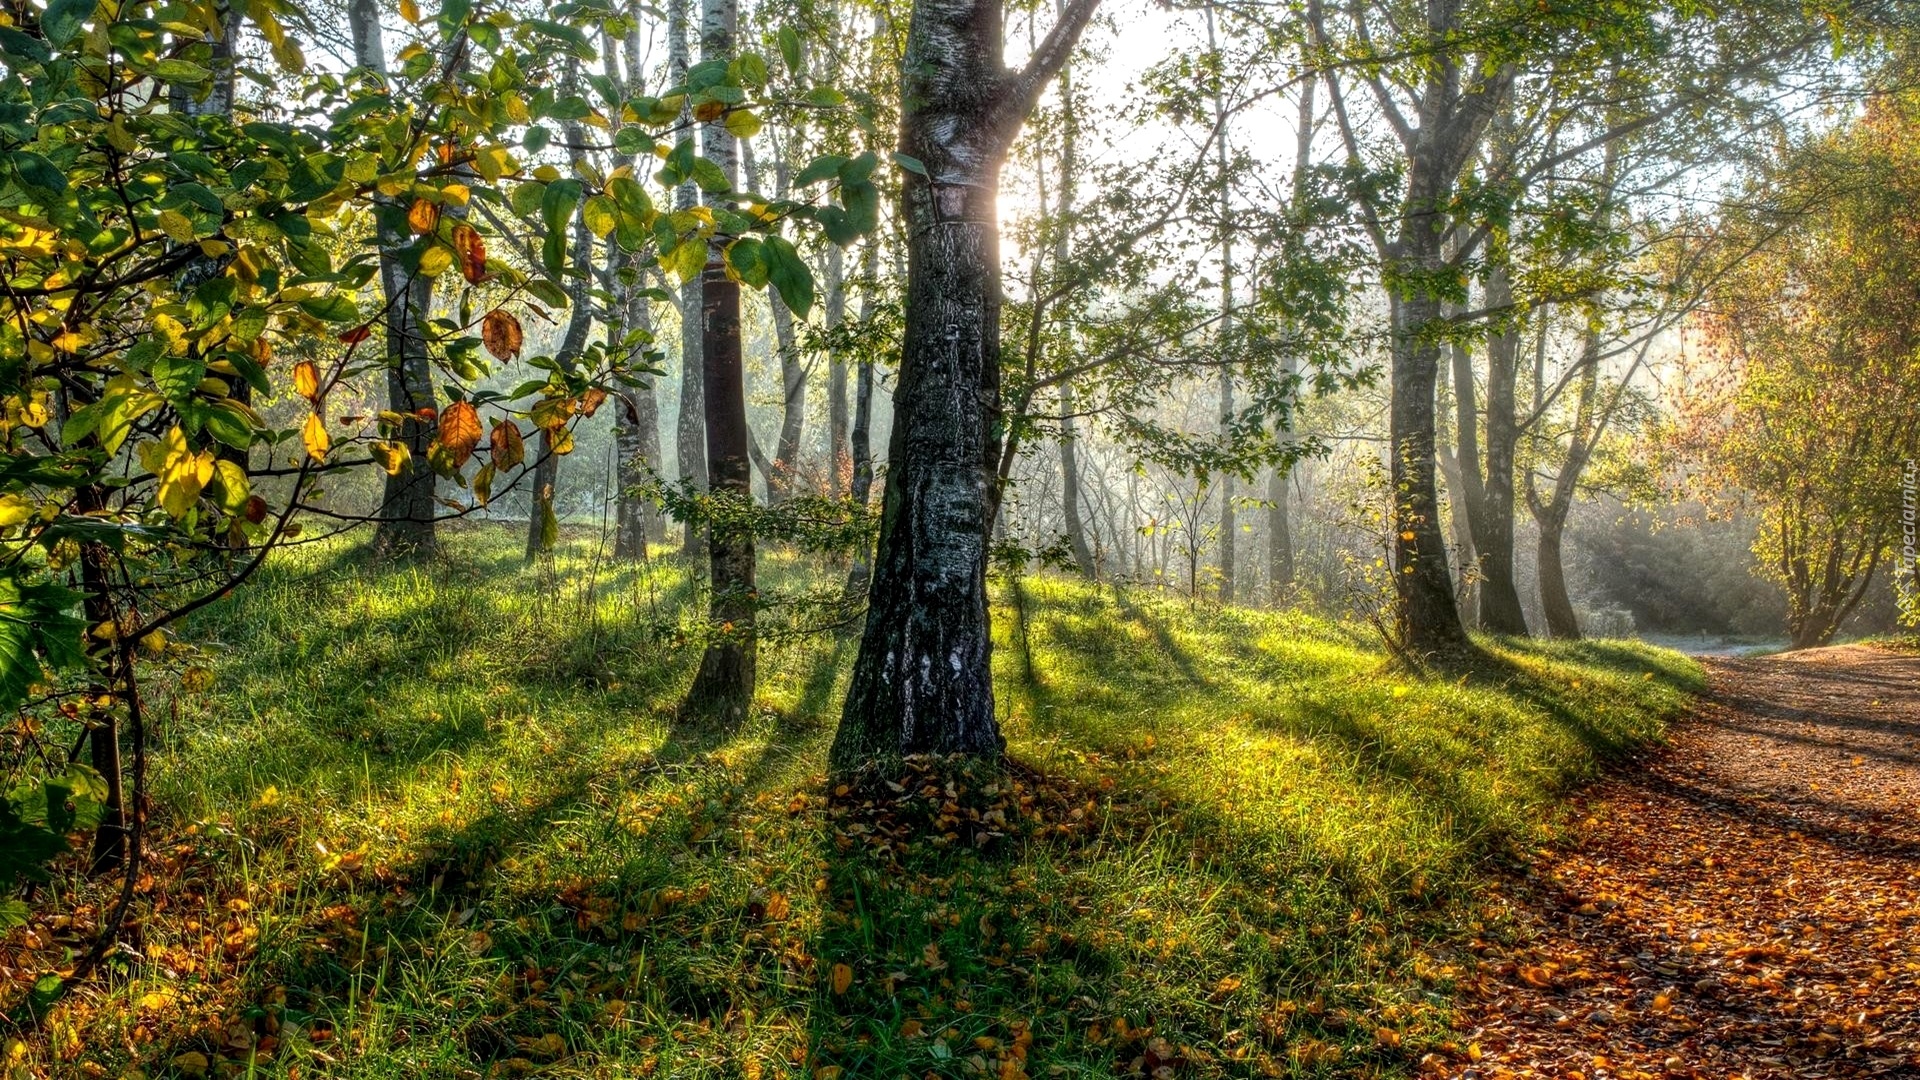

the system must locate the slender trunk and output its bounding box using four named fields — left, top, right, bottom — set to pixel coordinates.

left=683, top=265, right=756, bottom=719
left=1050, top=32, right=1092, bottom=578
left=669, top=0, right=707, bottom=555
left=1059, top=383, right=1094, bottom=576
left=526, top=112, right=596, bottom=560
left=349, top=0, right=439, bottom=557
left=1206, top=2, right=1235, bottom=603
left=845, top=238, right=881, bottom=595
left=826, top=245, right=850, bottom=495
left=1527, top=330, right=1599, bottom=640
left=77, top=485, right=125, bottom=875
left=1437, top=442, right=1478, bottom=614
left=835, top=0, right=1101, bottom=770
left=1468, top=263, right=1529, bottom=633
left=1268, top=79, right=1314, bottom=603
left=769, top=286, right=803, bottom=501
left=683, top=0, right=754, bottom=718
left=612, top=256, right=663, bottom=556
left=1266, top=462, right=1292, bottom=598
